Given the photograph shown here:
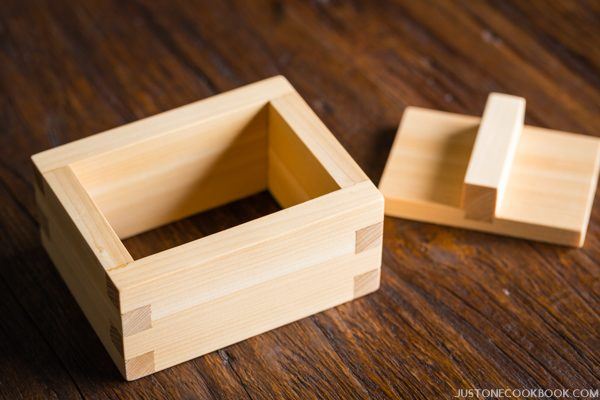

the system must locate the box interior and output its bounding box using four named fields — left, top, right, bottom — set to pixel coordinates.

left=69, top=103, right=341, bottom=257
left=120, top=191, right=281, bottom=260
